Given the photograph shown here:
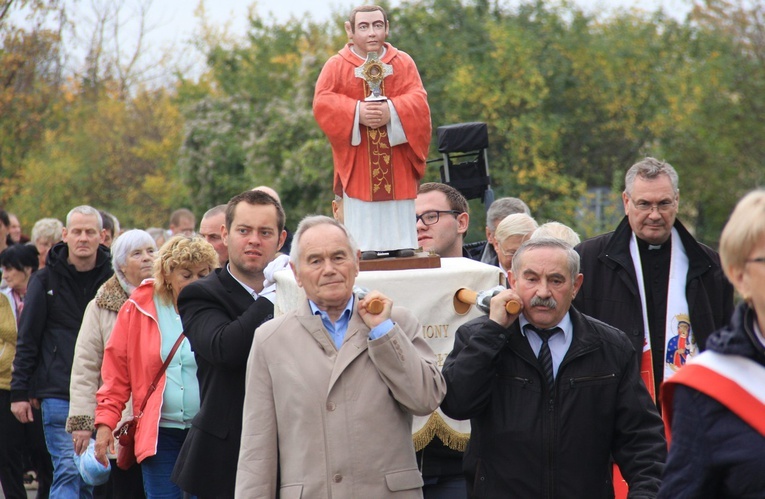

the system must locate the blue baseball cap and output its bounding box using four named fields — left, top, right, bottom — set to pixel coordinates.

left=74, top=439, right=111, bottom=486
